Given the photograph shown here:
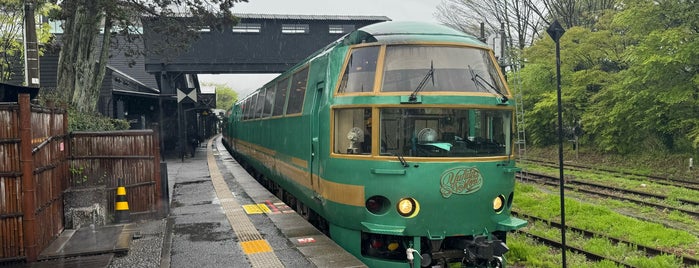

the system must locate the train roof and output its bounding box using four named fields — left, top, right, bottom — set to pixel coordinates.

left=235, top=21, right=489, bottom=103
left=343, top=21, right=485, bottom=47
